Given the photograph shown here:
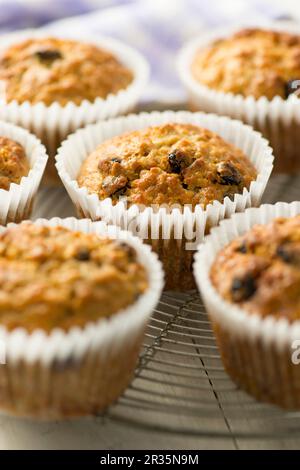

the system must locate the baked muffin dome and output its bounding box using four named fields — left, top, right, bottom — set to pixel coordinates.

left=0, top=223, right=148, bottom=332
left=77, top=123, right=257, bottom=208
left=191, top=28, right=300, bottom=100
left=0, top=136, right=29, bottom=190
left=0, top=37, right=133, bottom=105
left=211, top=215, right=300, bottom=321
